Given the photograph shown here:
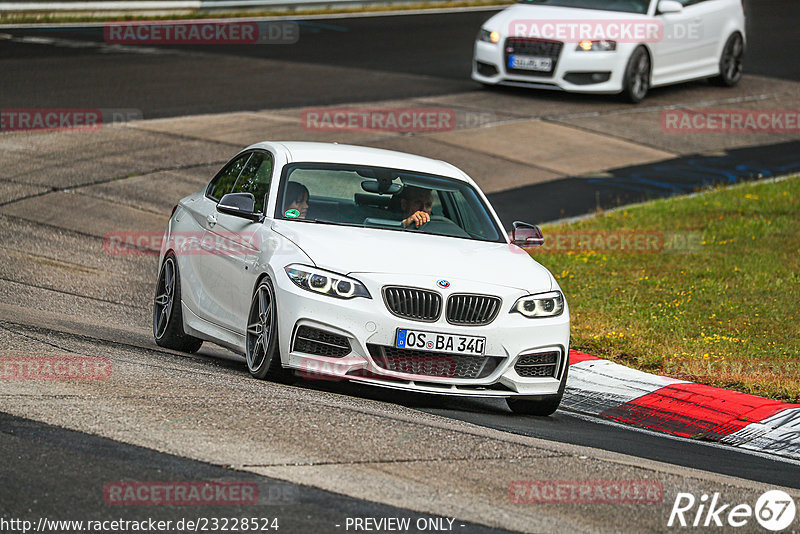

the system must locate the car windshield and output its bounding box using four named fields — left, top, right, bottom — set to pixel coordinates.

left=276, top=163, right=504, bottom=243
left=516, top=0, right=650, bottom=14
